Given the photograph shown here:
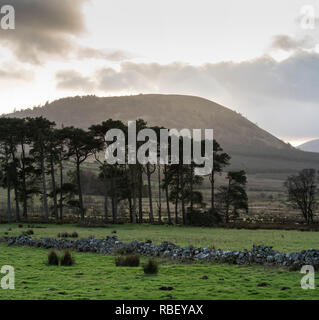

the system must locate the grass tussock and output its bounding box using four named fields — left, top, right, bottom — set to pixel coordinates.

left=48, top=250, right=75, bottom=266
left=144, top=258, right=159, bottom=274
left=57, top=232, right=79, bottom=238
left=22, top=229, right=34, bottom=236
left=115, top=254, right=140, bottom=267
left=48, top=250, right=59, bottom=266
left=60, top=250, right=75, bottom=266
